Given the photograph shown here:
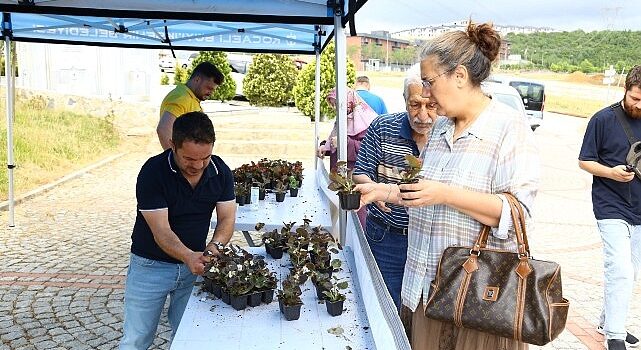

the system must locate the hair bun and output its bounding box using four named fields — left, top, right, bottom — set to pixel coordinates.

left=466, top=21, right=501, bottom=62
